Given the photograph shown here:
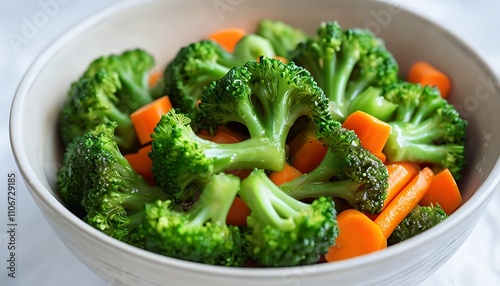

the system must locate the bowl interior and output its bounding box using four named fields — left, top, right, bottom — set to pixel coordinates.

left=10, top=0, right=500, bottom=285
